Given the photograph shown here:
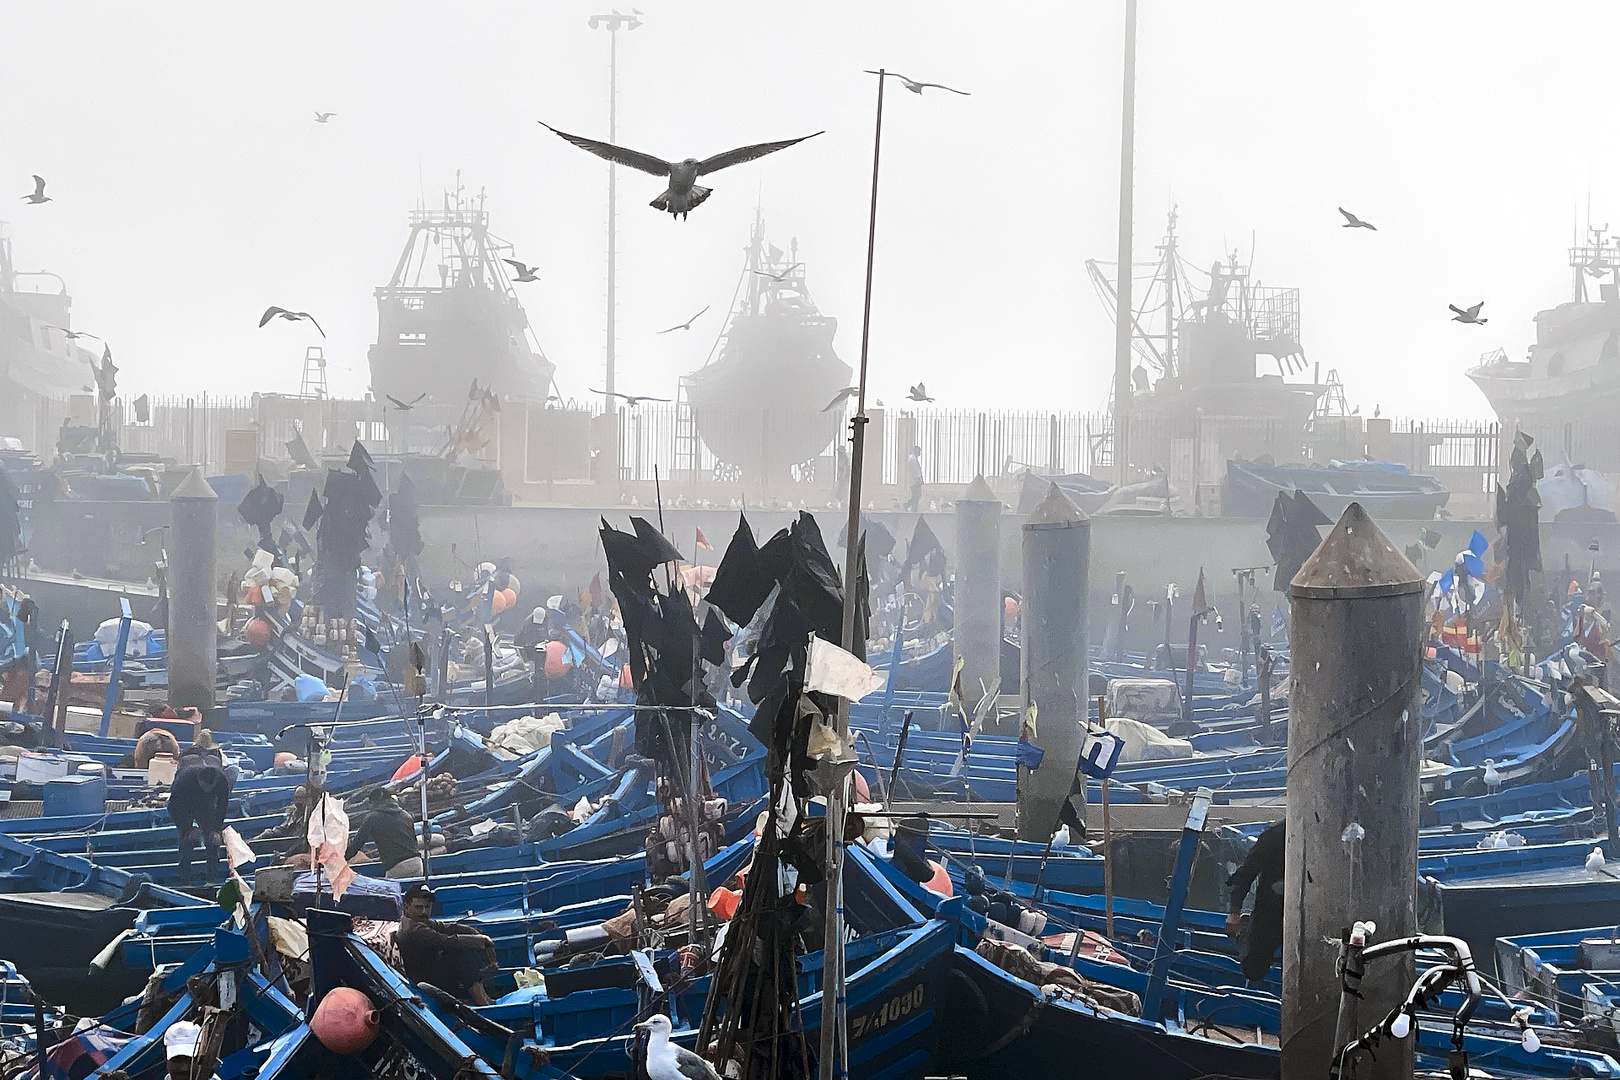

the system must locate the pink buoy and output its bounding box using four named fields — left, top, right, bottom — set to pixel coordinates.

left=311, top=986, right=380, bottom=1055
left=852, top=771, right=870, bottom=804
left=243, top=618, right=273, bottom=647
left=391, top=754, right=423, bottom=782
left=923, top=859, right=953, bottom=898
